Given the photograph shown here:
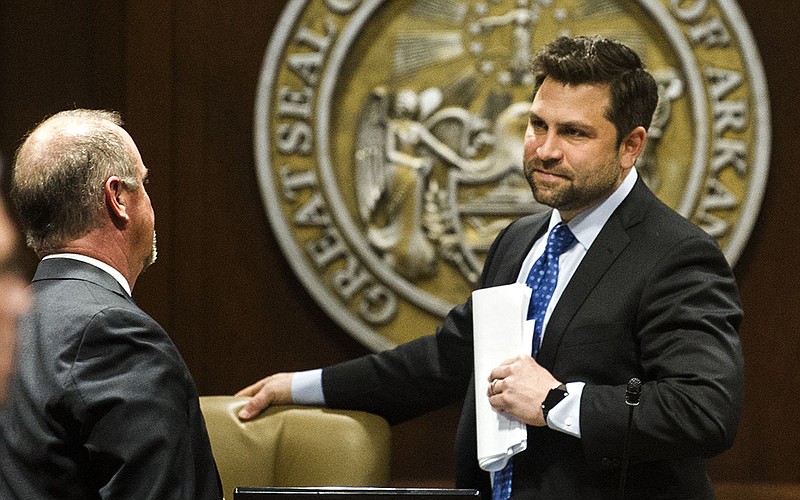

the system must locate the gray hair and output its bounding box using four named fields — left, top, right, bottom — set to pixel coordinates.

left=11, top=109, right=140, bottom=255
